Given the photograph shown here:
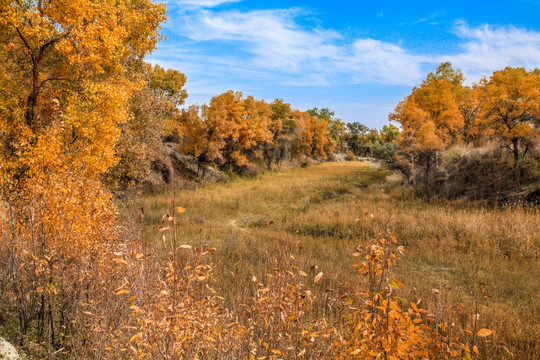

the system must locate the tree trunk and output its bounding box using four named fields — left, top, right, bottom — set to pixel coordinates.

left=512, top=138, right=520, bottom=183
left=424, top=153, right=432, bottom=199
